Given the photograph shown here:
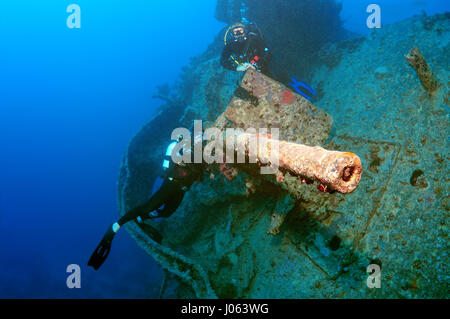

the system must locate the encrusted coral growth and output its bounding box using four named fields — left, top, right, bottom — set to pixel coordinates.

left=245, top=176, right=258, bottom=196
left=276, top=170, right=285, bottom=183
left=405, top=47, right=440, bottom=95
left=219, top=163, right=239, bottom=181
left=221, top=69, right=333, bottom=145
left=212, top=69, right=362, bottom=194
left=131, top=223, right=217, bottom=298
left=267, top=193, right=294, bottom=235
left=267, top=213, right=285, bottom=235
